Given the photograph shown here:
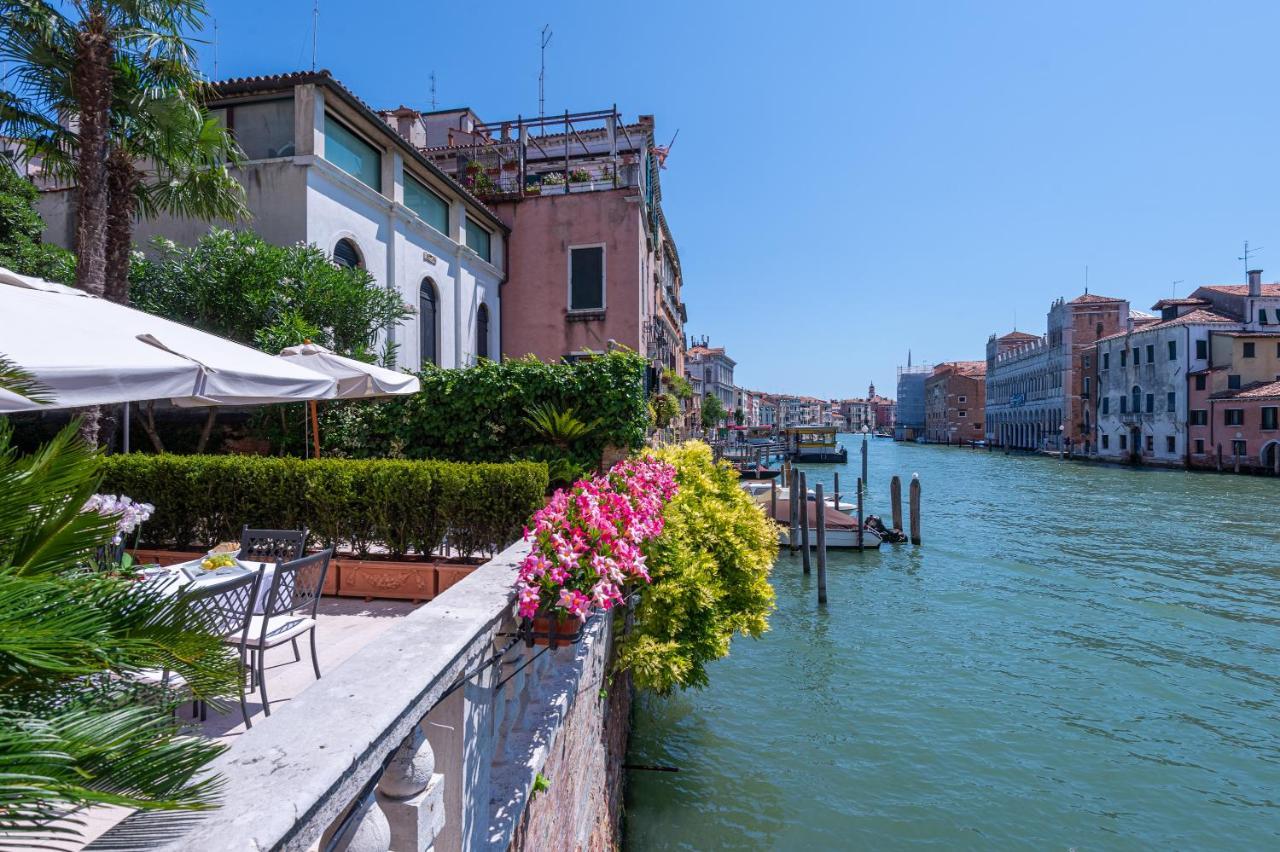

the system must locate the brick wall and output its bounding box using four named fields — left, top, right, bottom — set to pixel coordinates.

left=509, top=627, right=632, bottom=851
